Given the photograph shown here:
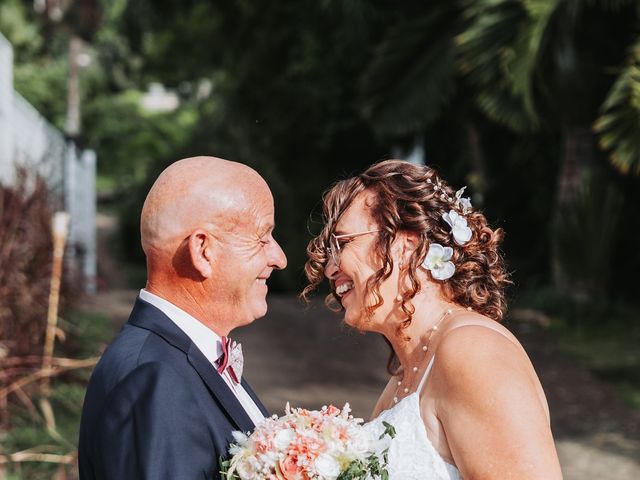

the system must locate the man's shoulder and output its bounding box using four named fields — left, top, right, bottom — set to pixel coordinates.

left=95, top=320, right=186, bottom=379
left=86, top=324, right=147, bottom=394
left=83, top=323, right=196, bottom=420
